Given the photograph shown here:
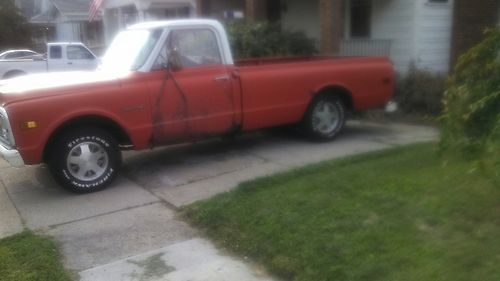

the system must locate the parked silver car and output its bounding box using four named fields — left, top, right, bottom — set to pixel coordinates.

left=0, top=50, right=38, bottom=60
